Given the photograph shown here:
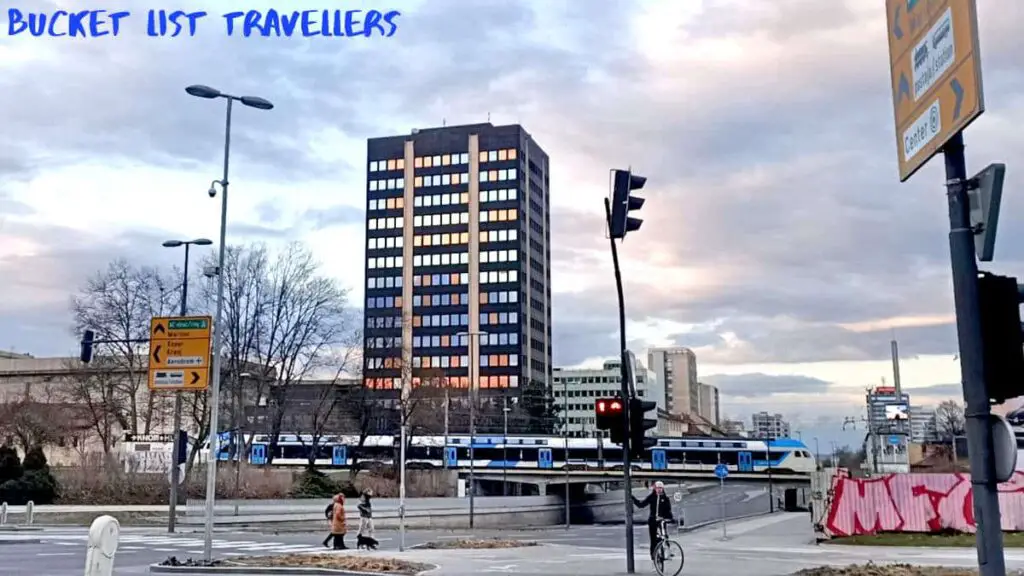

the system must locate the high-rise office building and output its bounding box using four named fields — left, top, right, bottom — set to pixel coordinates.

left=648, top=347, right=698, bottom=415
left=697, top=382, right=720, bottom=426
left=751, top=411, right=791, bottom=438
left=362, top=123, right=552, bottom=407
